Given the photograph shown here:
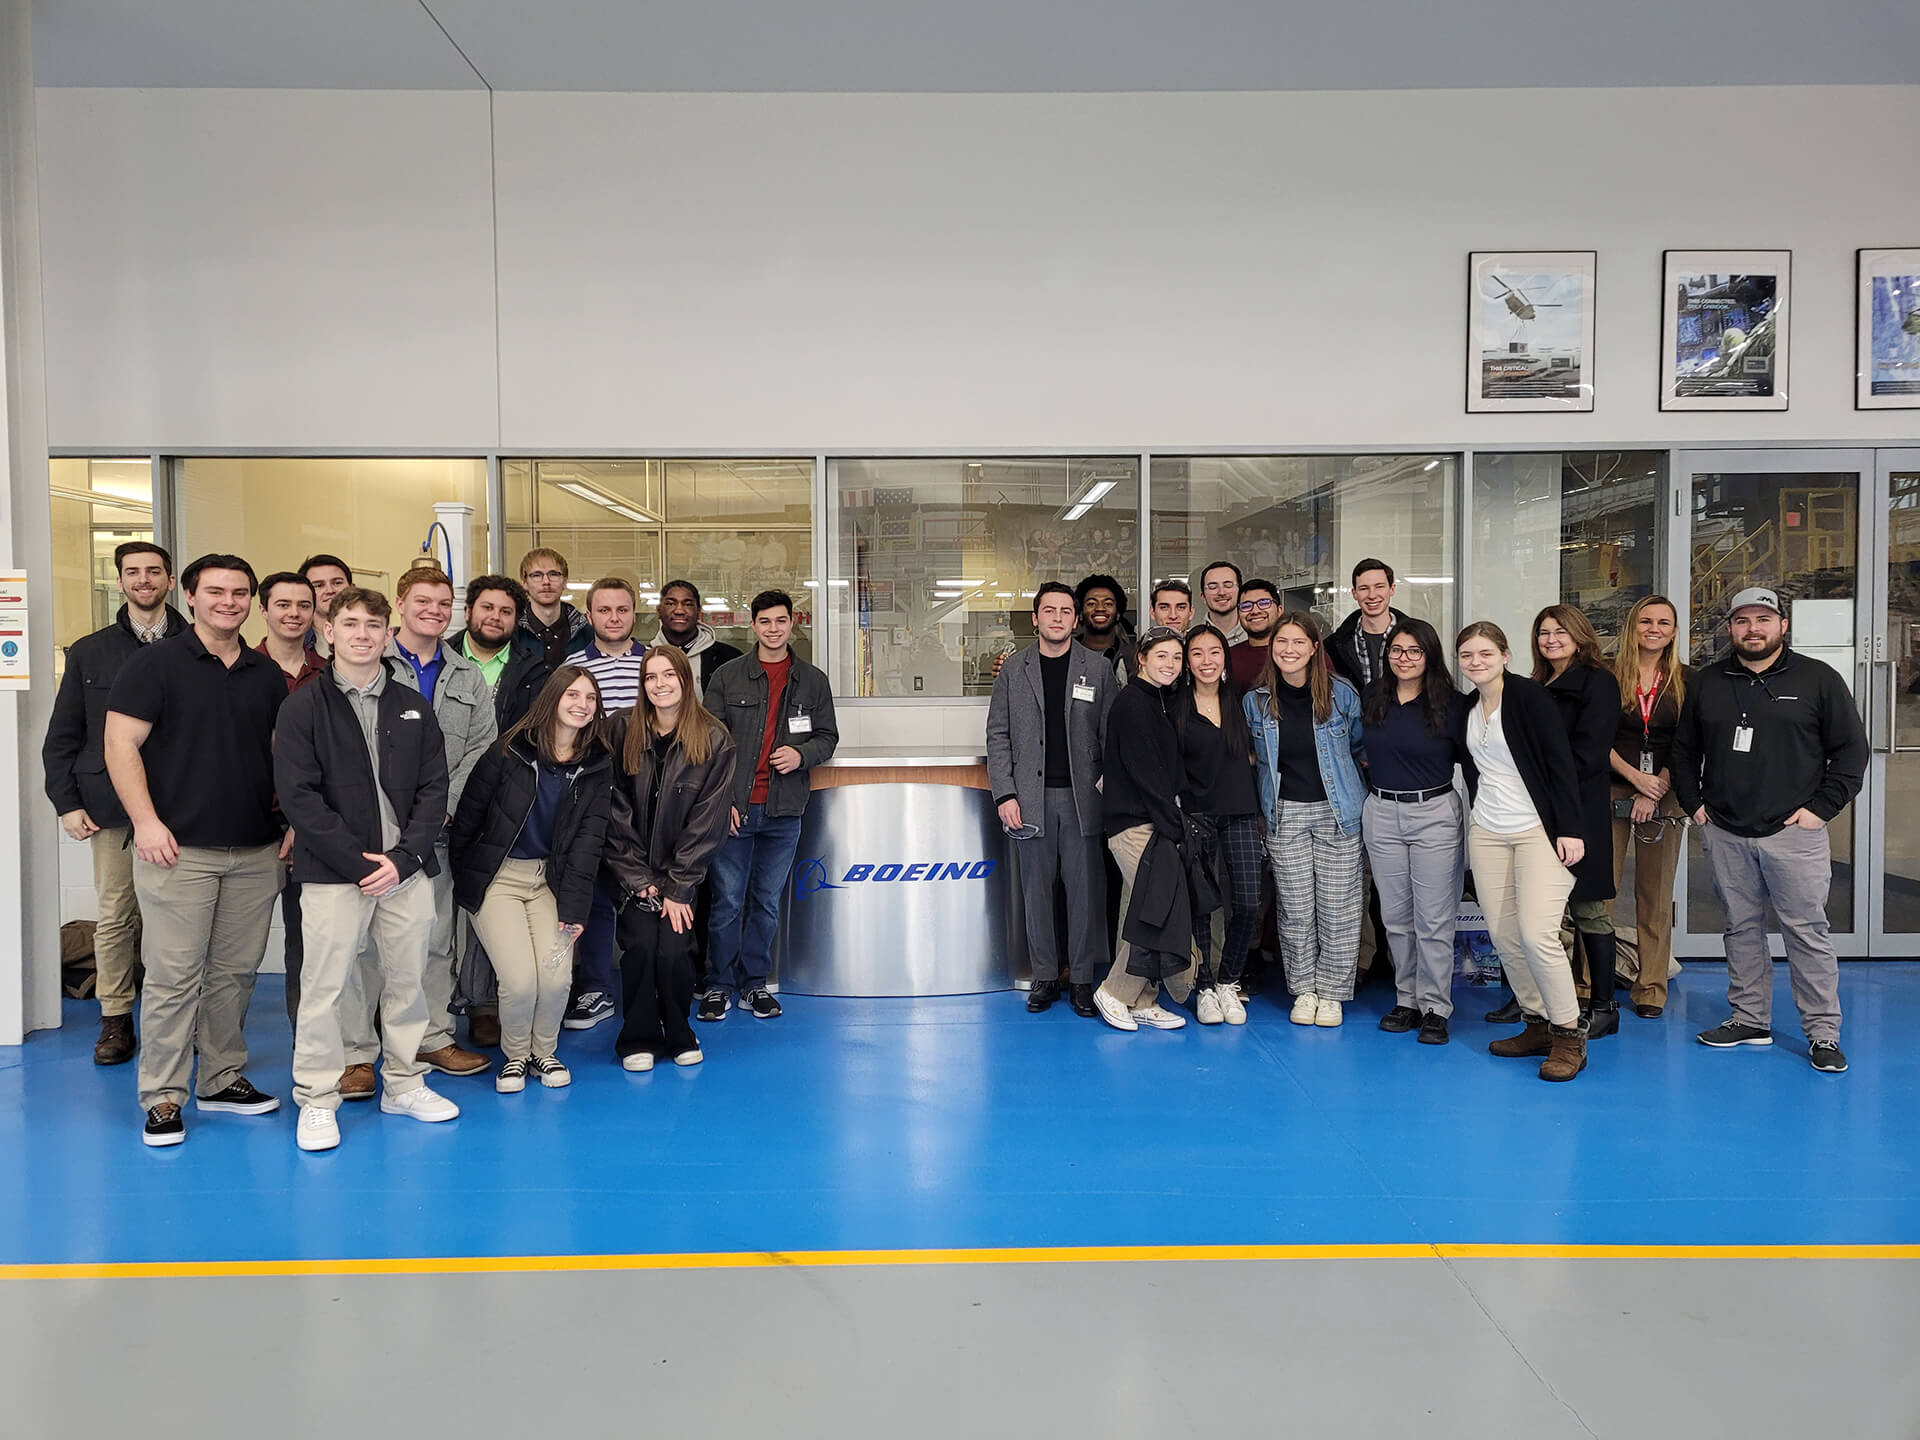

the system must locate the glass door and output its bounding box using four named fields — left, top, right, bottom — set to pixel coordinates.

left=1671, top=450, right=1874, bottom=957
left=1869, top=450, right=1920, bottom=954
